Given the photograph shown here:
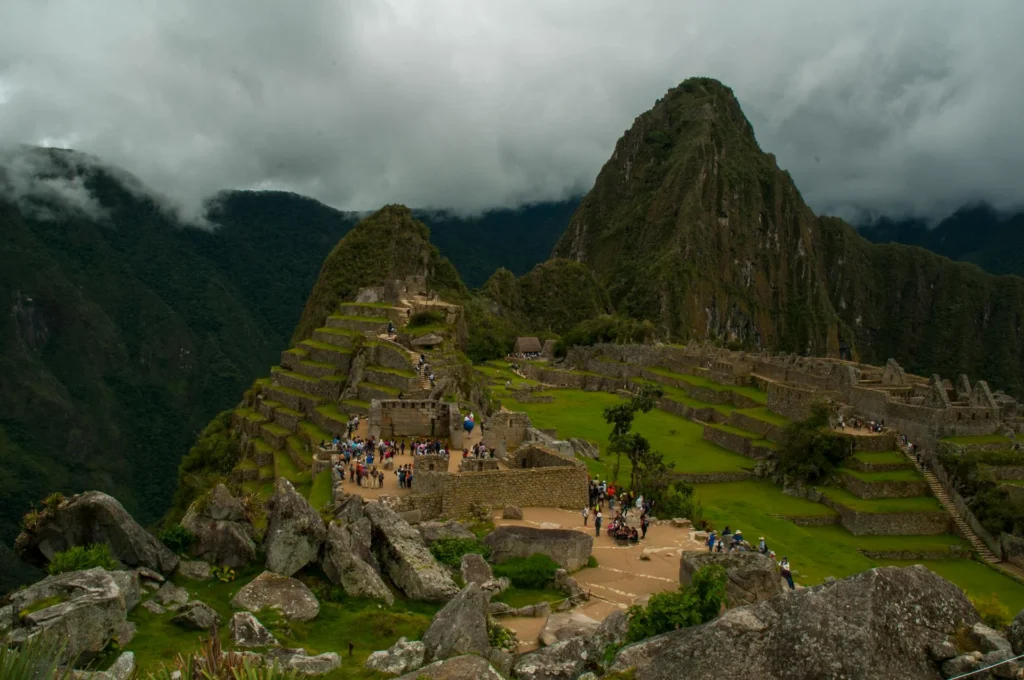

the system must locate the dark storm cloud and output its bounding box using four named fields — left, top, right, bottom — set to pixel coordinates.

left=0, top=1, right=1020, bottom=222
